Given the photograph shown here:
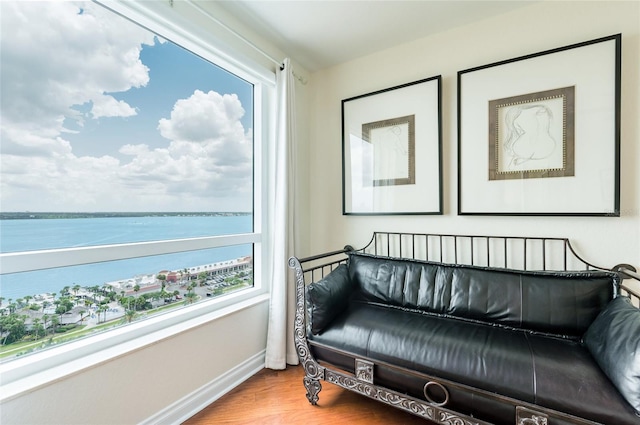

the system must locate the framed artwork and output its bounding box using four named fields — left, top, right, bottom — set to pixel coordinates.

left=488, top=86, right=575, bottom=181
left=458, top=34, right=621, bottom=216
left=342, top=76, right=442, bottom=215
